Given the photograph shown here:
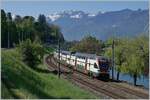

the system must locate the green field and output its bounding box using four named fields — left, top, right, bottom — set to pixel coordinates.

left=1, top=49, right=98, bottom=99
